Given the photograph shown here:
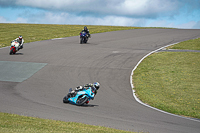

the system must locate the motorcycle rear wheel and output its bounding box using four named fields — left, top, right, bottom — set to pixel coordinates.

left=84, top=38, right=87, bottom=43
left=76, top=96, right=88, bottom=106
